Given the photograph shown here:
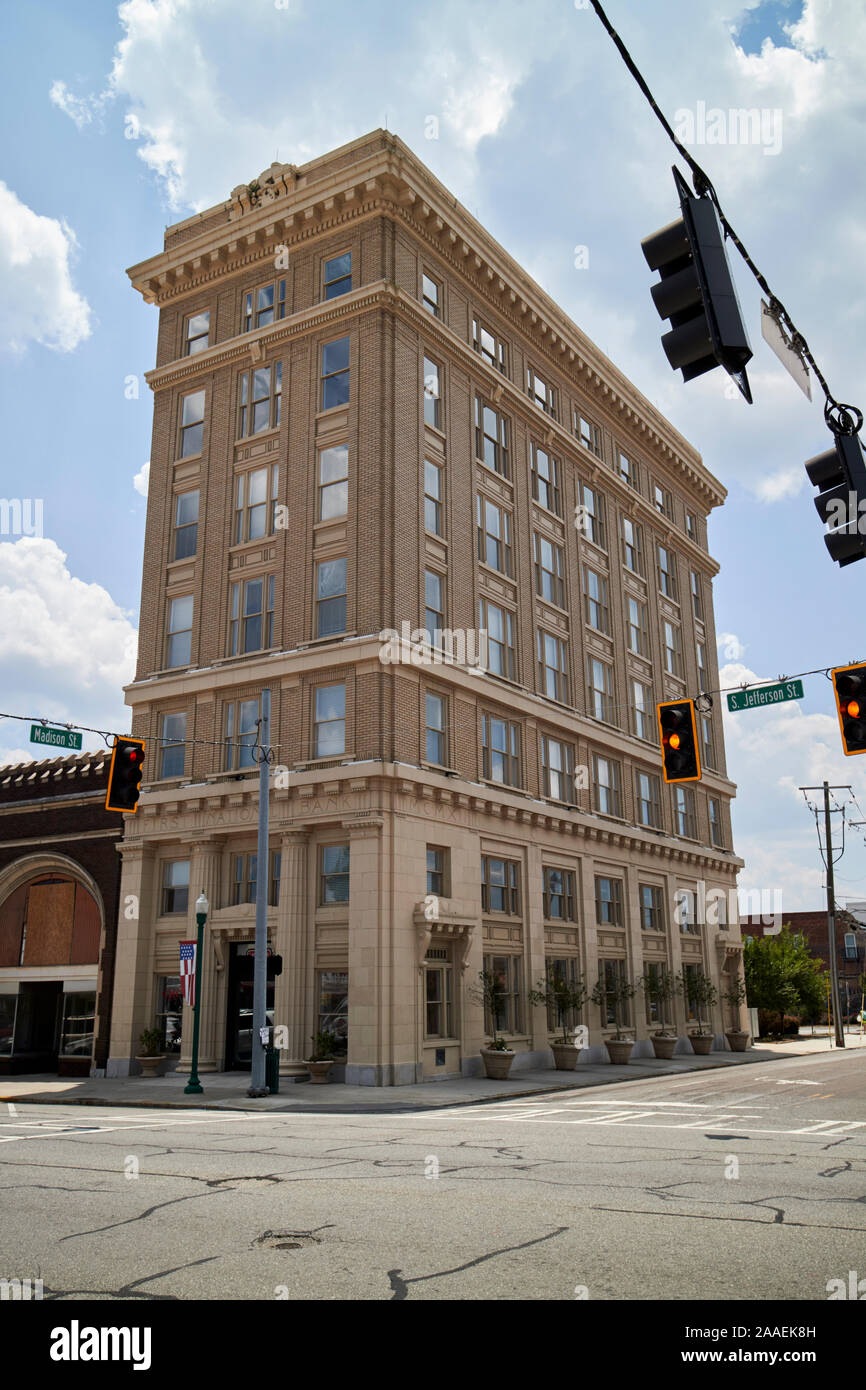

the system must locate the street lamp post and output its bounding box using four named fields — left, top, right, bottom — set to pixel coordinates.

left=184, top=892, right=209, bottom=1095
